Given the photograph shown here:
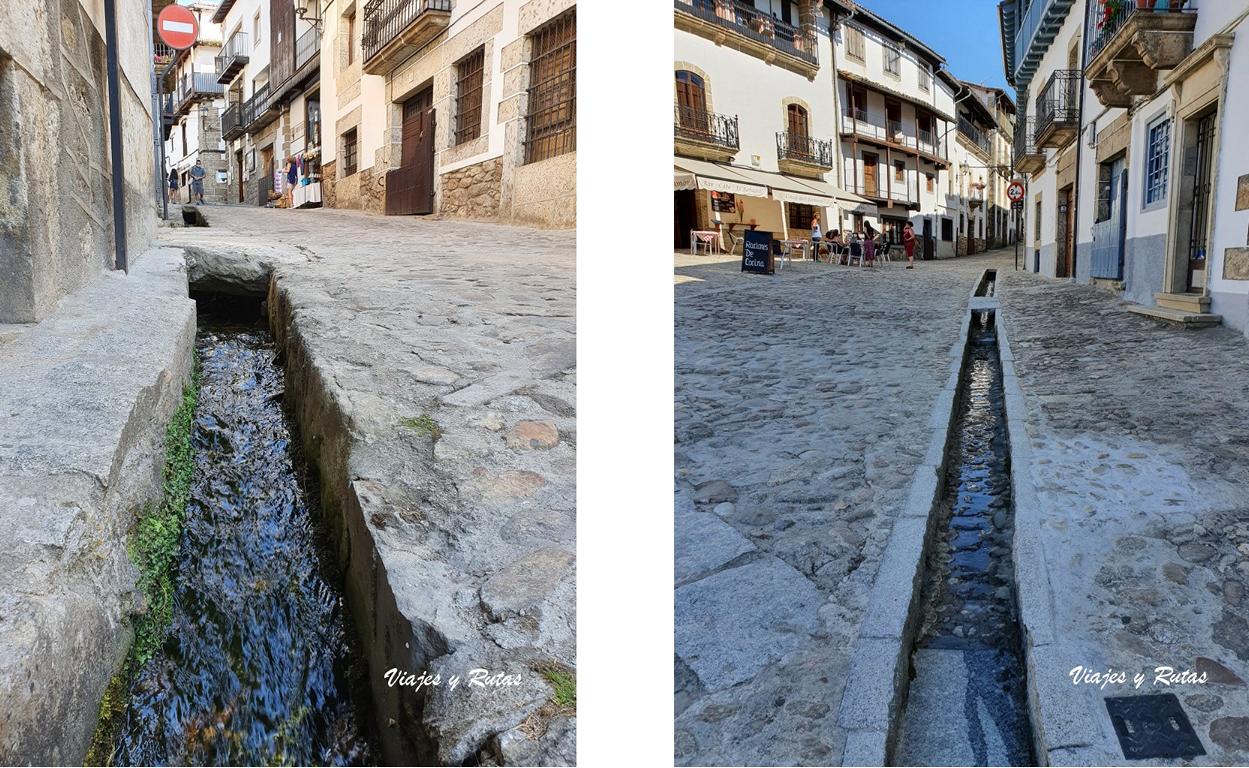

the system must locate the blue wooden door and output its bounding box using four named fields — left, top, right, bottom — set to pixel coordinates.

left=1091, top=158, right=1127, bottom=279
